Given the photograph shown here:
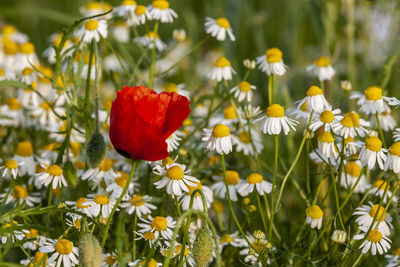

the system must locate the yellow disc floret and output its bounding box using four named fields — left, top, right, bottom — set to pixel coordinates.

left=98, top=158, right=113, bottom=172
left=214, top=56, right=231, bottom=68
left=7, top=98, right=21, bottom=110
left=5, top=159, right=18, bottom=170
left=55, top=239, right=73, bottom=255
left=223, top=106, right=237, bottom=119
left=135, top=5, right=146, bottom=15
left=369, top=204, right=386, bottom=221
left=345, top=162, right=361, bottom=177
left=47, top=165, right=63, bottom=176
left=266, top=48, right=283, bottom=63
left=166, top=165, right=184, bottom=180
left=76, top=197, right=90, bottom=209
left=319, top=110, right=334, bottom=123
left=12, top=185, right=28, bottom=199
left=16, top=141, right=34, bottom=157
left=373, top=179, right=389, bottom=190
left=389, top=142, right=400, bottom=156
left=216, top=17, right=230, bottom=29
left=238, top=131, right=251, bottom=143
left=152, top=0, right=169, bottom=9
left=238, top=81, right=251, bottom=92
left=365, top=86, right=382, bottom=101
left=246, top=173, right=263, bottom=184
left=306, top=205, right=323, bottom=219
left=85, top=20, right=99, bottom=31
left=115, top=174, right=128, bottom=188
left=365, top=136, right=382, bottom=152
left=318, top=131, right=334, bottom=143
left=151, top=216, right=167, bottom=231
left=226, top=170, right=240, bottom=185
left=212, top=124, right=230, bottom=138
left=307, top=86, right=323, bottom=96
left=143, top=231, right=155, bottom=240
left=19, top=42, right=34, bottom=54
left=94, top=194, right=110, bottom=205
left=314, top=56, right=331, bottom=67
left=367, top=230, right=383, bottom=243
left=266, top=104, right=284, bottom=118
left=163, top=83, right=178, bottom=93
left=130, top=195, right=145, bottom=206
